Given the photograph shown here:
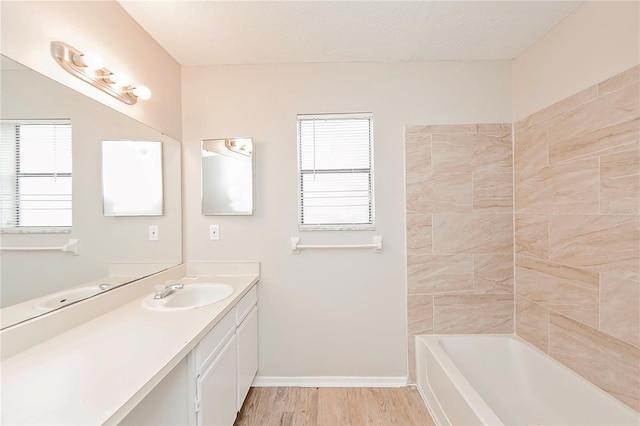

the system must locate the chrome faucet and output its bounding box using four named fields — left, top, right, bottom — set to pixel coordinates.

left=154, top=283, right=184, bottom=299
